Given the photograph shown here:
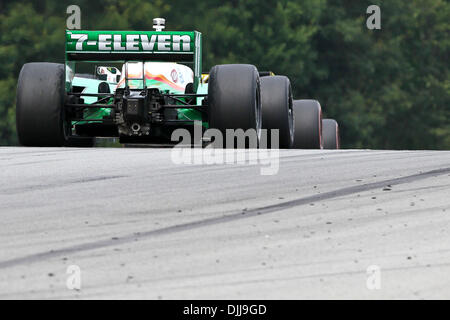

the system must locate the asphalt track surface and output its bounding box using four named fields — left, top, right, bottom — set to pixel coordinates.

left=0, top=147, right=449, bottom=299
